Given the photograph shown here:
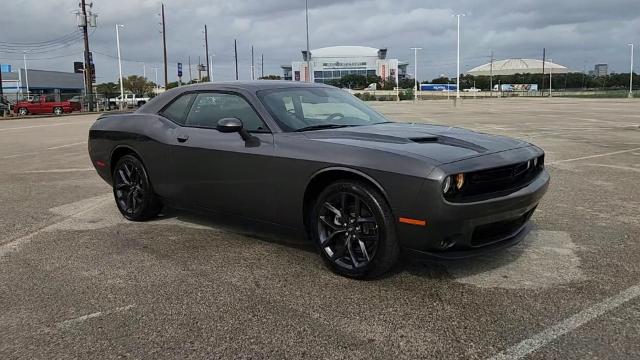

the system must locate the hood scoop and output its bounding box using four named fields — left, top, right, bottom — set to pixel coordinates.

left=409, top=136, right=438, bottom=143
left=410, top=134, right=488, bottom=153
